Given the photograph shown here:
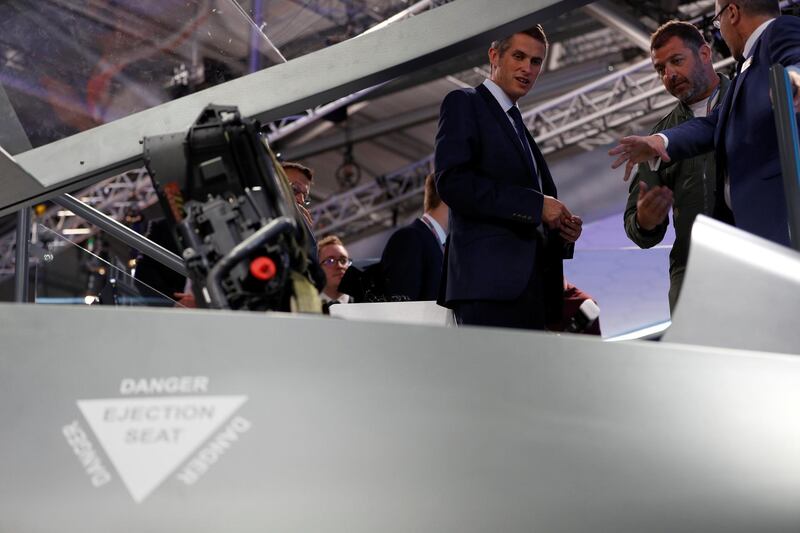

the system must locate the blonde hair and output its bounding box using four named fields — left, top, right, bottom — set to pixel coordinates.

left=317, top=234, right=344, bottom=254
